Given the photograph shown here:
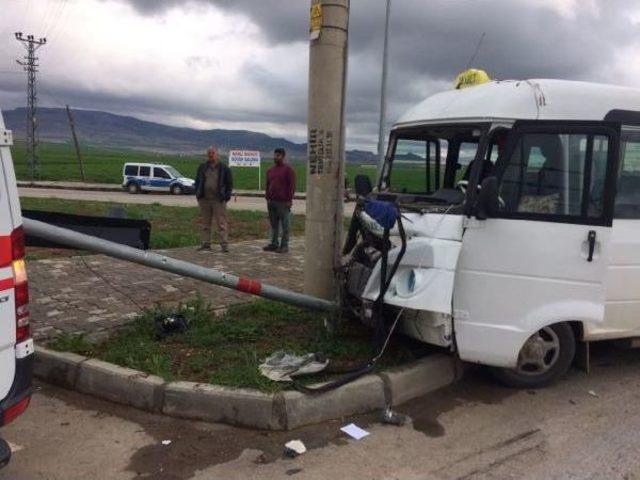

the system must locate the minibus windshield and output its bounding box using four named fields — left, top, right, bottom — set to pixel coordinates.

left=380, top=125, right=491, bottom=205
